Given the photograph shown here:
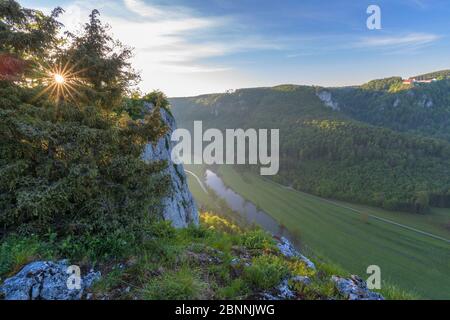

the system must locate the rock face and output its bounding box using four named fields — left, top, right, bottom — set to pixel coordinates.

left=142, top=103, right=199, bottom=228
left=0, top=260, right=100, bottom=300
left=332, top=275, right=384, bottom=300
left=317, top=91, right=340, bottom=111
